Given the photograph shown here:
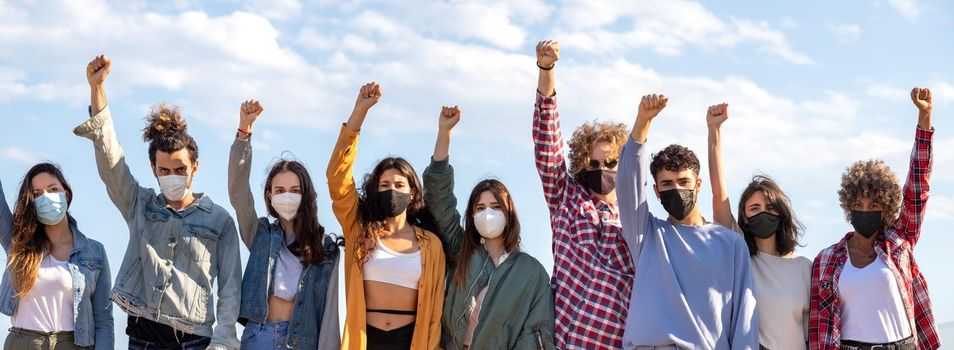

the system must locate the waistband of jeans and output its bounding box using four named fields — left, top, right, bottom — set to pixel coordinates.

left=841, top=336, right=916, bottom=349
left=245, top=320, right=290, bottom=331
left=9, top=327, right=75, bottom=337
